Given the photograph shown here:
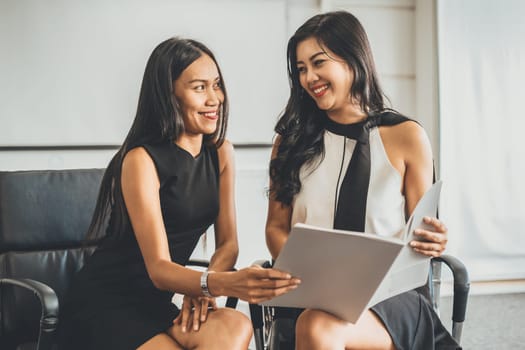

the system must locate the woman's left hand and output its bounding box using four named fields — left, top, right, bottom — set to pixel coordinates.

left=173, top=295, right=218, bottom=332
left=410, top=216, right=448, bottom=257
